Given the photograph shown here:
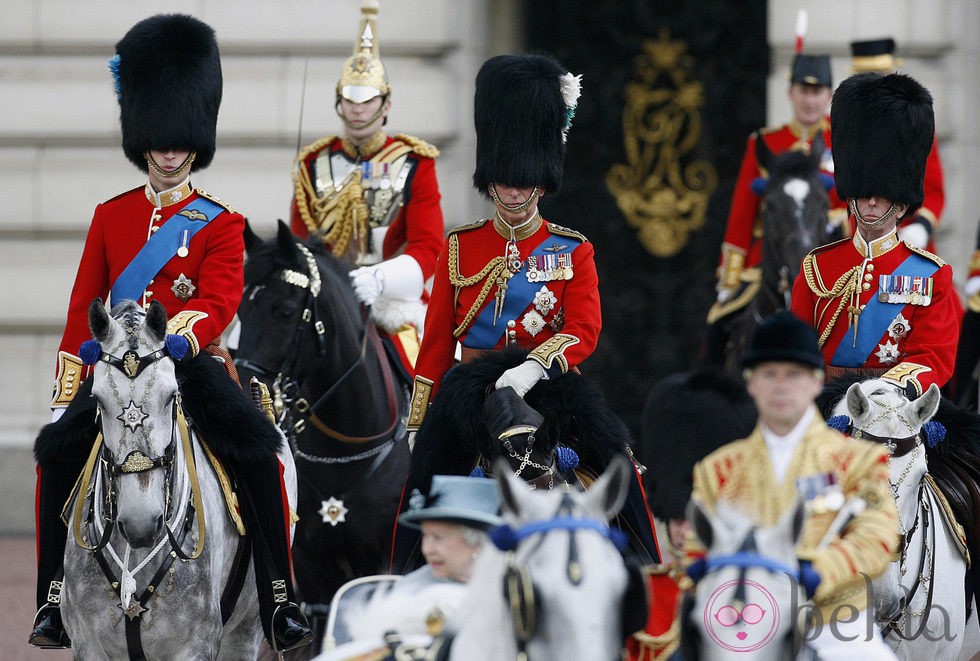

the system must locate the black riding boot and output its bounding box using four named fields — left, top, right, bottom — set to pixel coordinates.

left=232, top=453, right=313, bottom=652
left=29, top=459, right=80, bottom=649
